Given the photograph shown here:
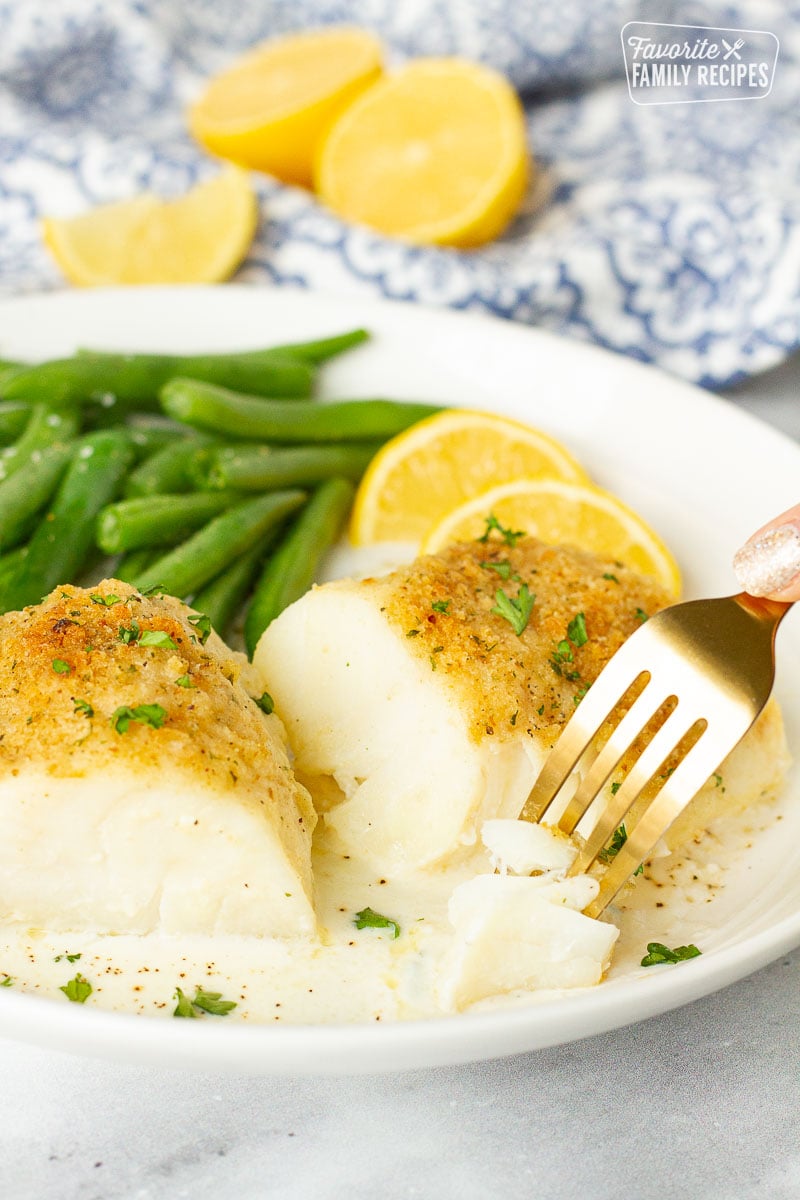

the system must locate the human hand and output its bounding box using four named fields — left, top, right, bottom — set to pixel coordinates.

left=733, top=504, right=800, bottom=601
